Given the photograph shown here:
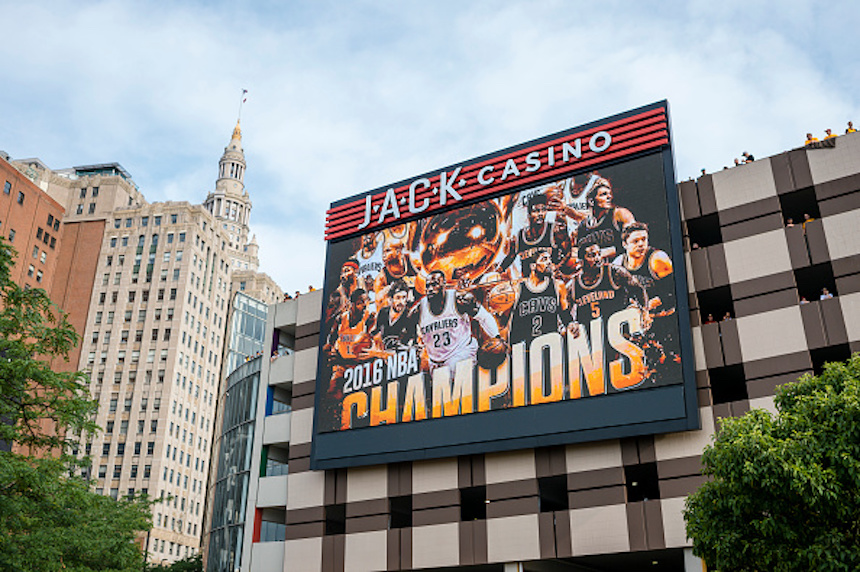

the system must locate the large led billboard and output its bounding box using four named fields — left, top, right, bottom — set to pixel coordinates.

left=312, top=101, right=698, bottom=469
